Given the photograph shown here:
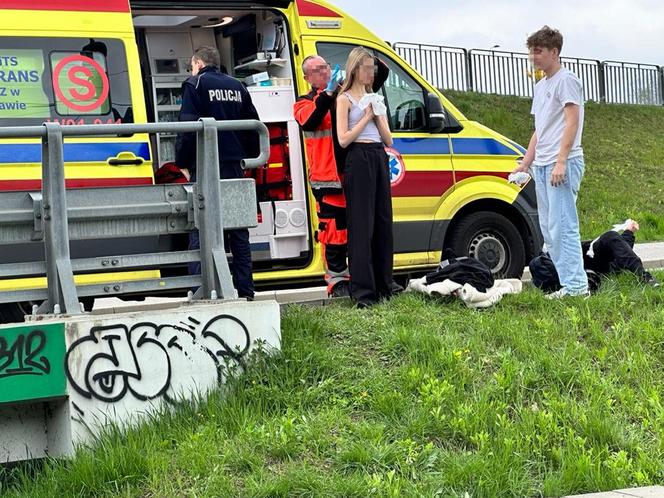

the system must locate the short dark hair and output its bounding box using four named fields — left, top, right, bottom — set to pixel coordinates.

left=193, top=46, right=221, bottom=68
left=526, top=26, right=563, bottom=54
left=301, top=55, right=318, bottom=75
